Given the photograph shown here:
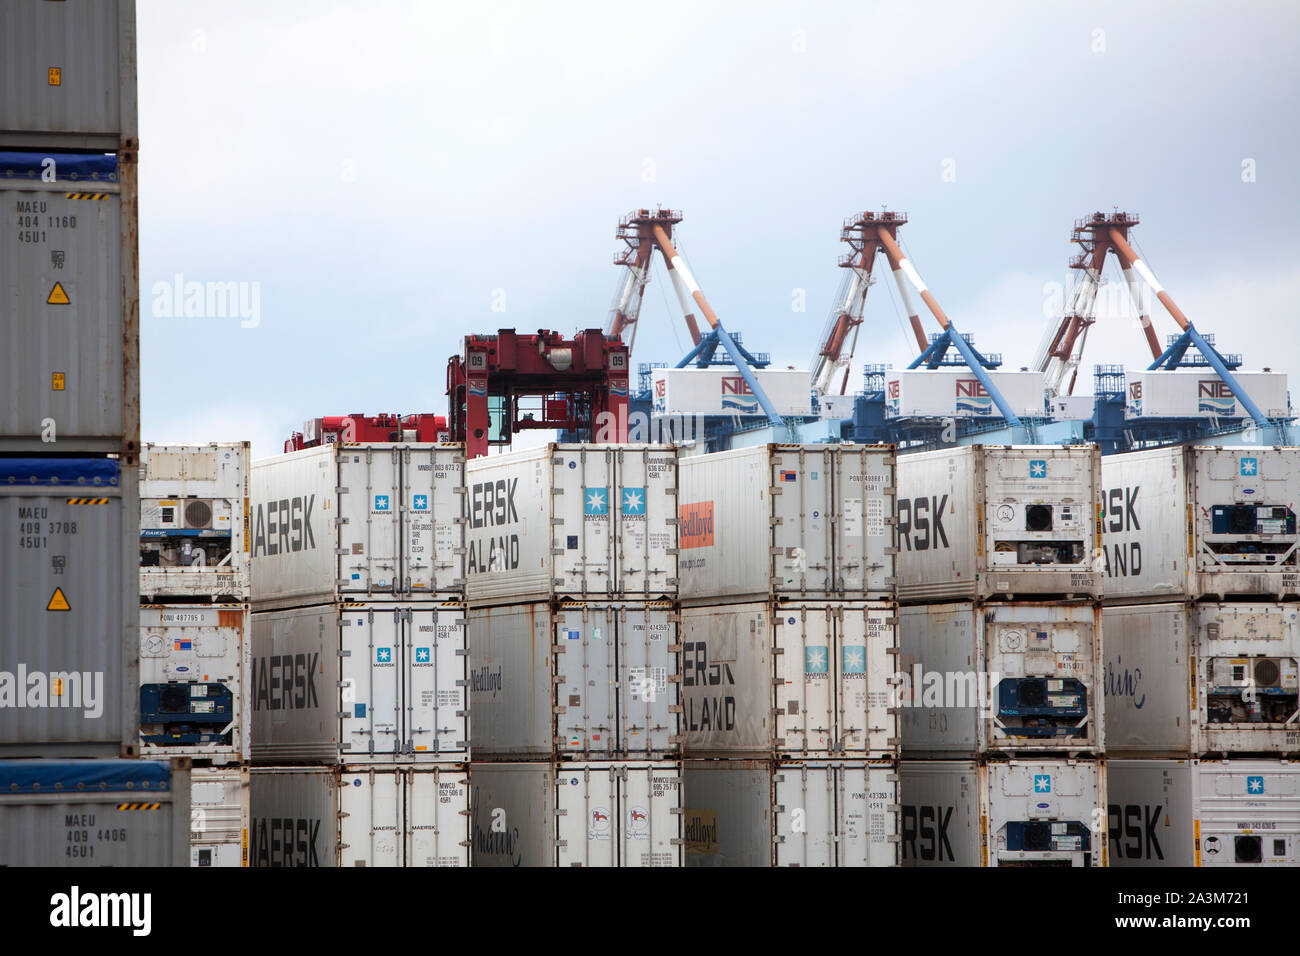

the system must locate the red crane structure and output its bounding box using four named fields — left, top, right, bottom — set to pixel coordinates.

left=283, top=413, right=448, bottom=453
left=446, top=329, right=629, bottom=459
